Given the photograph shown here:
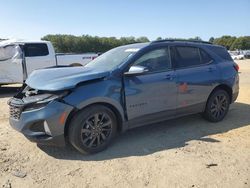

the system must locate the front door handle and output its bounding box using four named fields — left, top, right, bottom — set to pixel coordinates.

left=165, top=74, right=175, bottom=80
